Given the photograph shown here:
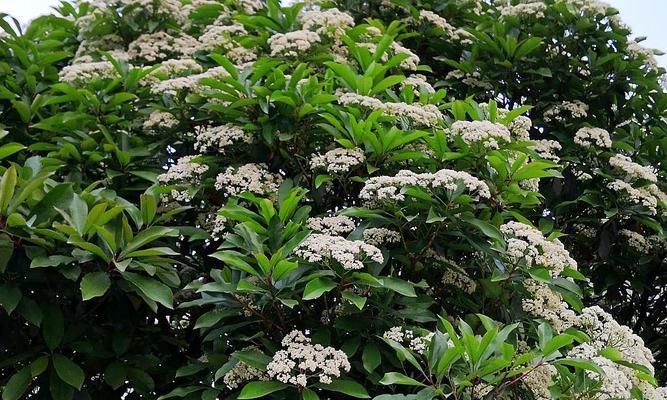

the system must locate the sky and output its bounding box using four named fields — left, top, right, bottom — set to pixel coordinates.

left=0, top=0, right=665, bottom=66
